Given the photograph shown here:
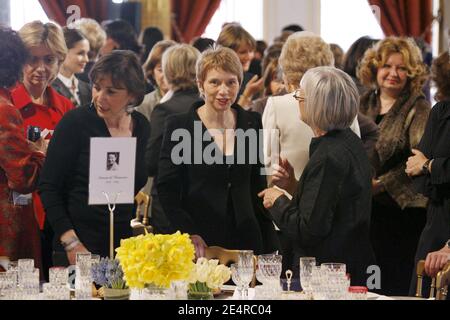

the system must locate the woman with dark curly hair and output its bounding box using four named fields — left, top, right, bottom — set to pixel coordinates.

left=358, top=37, right=431, bottom=295
left=0, top=26, right=46, bottom=272
left=406, top=51, right=450, bottom=295
left=39, top=51, right=149, bottom=265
